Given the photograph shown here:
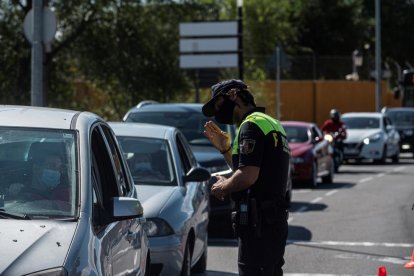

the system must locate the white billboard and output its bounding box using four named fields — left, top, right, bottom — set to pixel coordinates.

left=179, top=21, right=239, bottom=69
left=179, top=21, right=238, bottom=37
left=180, top=54, right=238, bottom=69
